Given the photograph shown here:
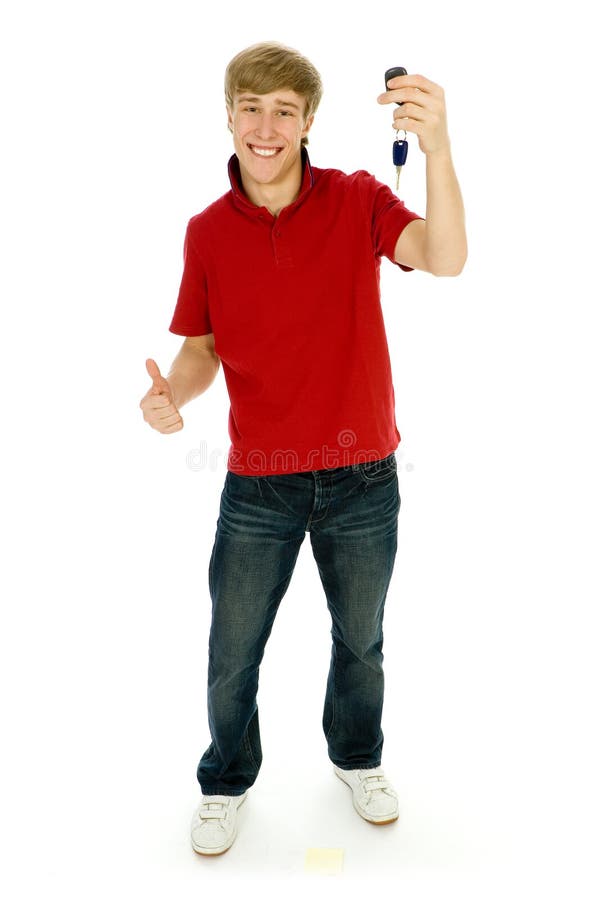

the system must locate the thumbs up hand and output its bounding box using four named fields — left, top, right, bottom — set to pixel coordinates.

left=139, top=358, right=184, bottom=433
